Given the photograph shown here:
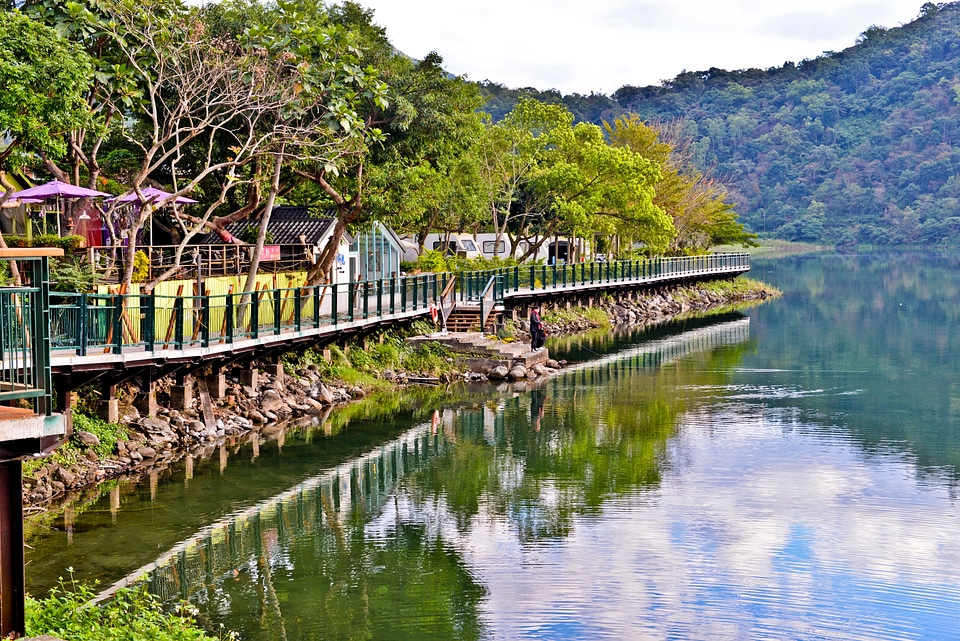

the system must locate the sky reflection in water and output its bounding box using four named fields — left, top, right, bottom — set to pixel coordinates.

left=26, top=252, right=960, bottom=640
left=378, top=406, right=960, bottom=641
